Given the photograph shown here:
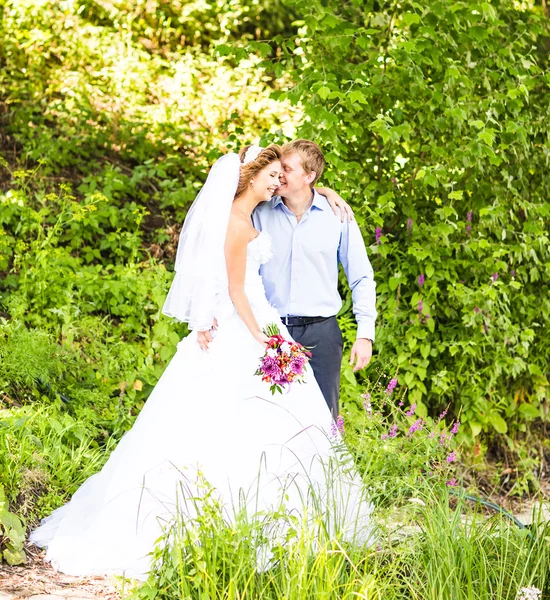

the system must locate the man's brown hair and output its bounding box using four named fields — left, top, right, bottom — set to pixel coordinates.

left=281, top=139, right=325, bottom=188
